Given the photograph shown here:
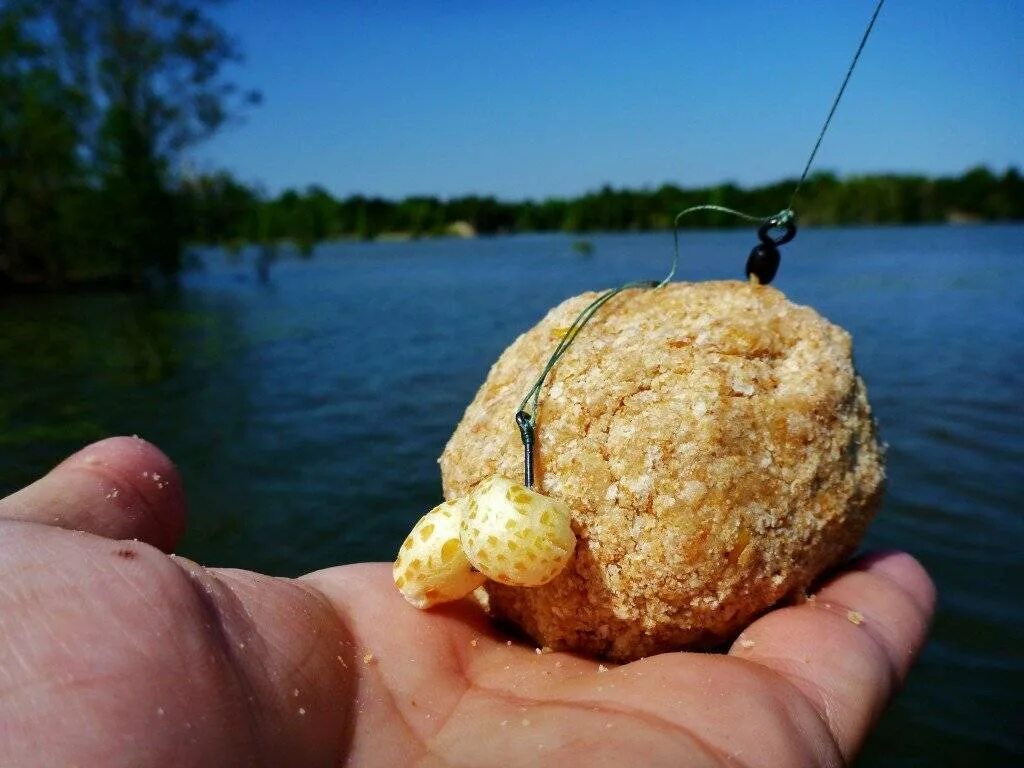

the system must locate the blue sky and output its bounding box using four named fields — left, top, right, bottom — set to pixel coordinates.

left=194, top=0, right=1023, bottom=199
